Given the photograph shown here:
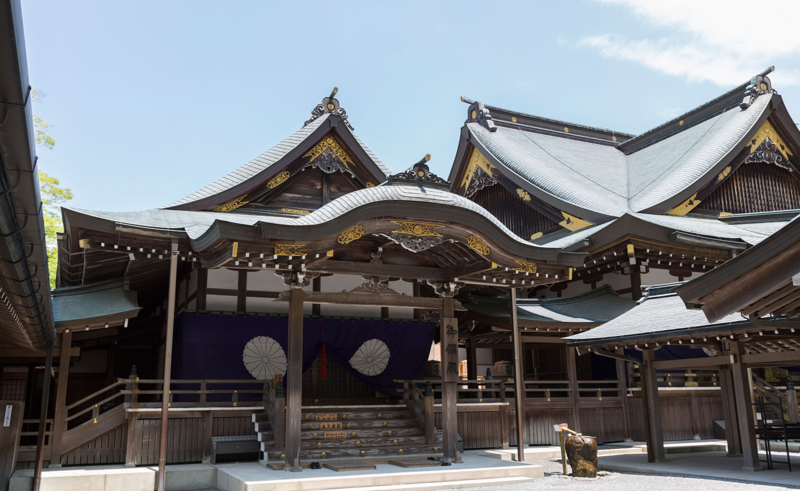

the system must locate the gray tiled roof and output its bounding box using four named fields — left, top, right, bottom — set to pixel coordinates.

left=463, top=285, right=634, bottom=324
left=564, top=290, right=745, bottom=345
left=166, top=115, right=331, bottom=207
left=469, top=95, right=771, bottom=218
left=53, top=279, right=141, bottom=327
left=165, top=114, right=392, bottom=208
left=535, top=212, right=787, bottom=250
